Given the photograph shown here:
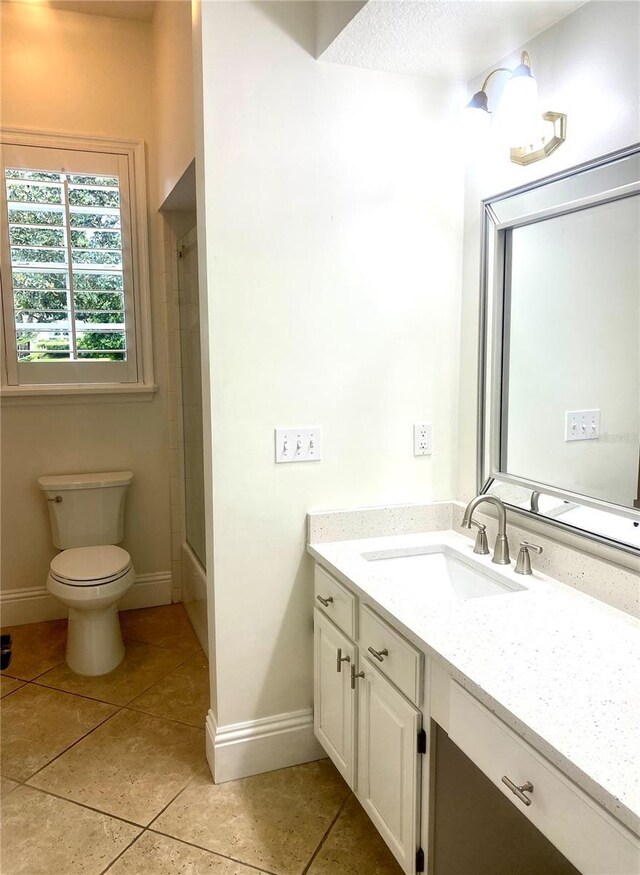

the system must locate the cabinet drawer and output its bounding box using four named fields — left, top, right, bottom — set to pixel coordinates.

left=359, top=605, right=423, bottom=706
left=314, top=565, right=356, bottom=639
left=448, top=682, right=640, bottom=875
